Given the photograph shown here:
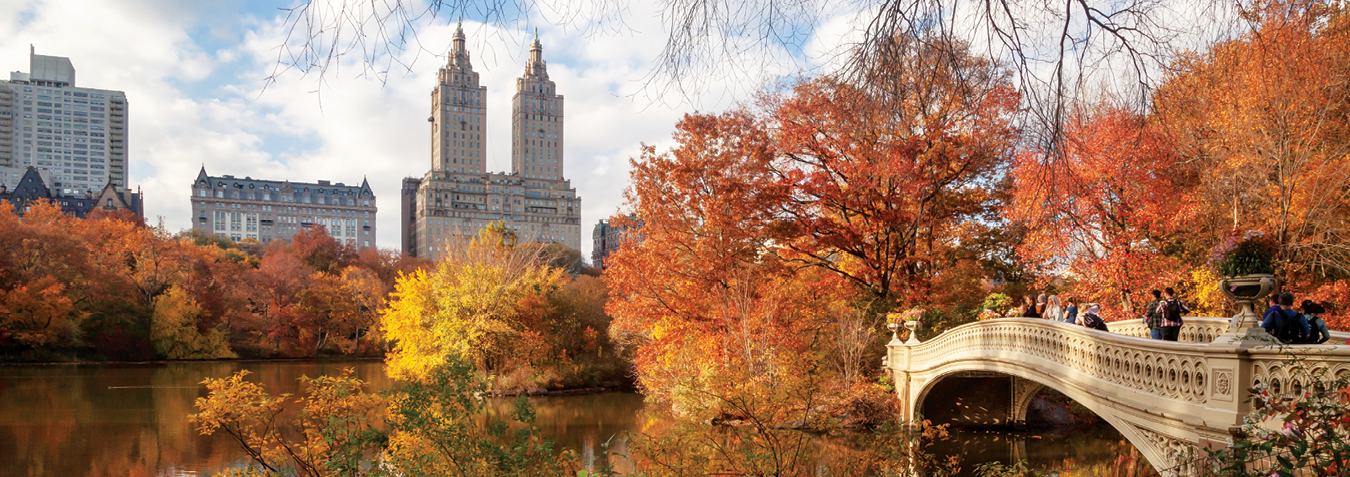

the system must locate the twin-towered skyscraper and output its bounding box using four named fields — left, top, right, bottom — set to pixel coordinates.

left=402, top=23, right=581, bottom=259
